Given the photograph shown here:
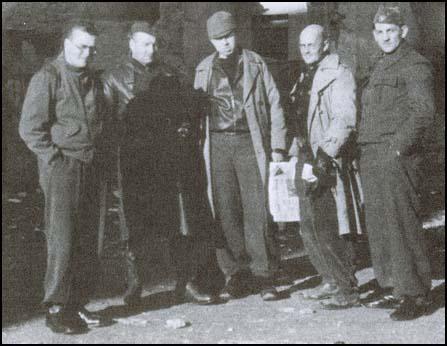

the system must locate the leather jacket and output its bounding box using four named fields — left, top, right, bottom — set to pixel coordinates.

left=102, top=58, right=175, bottom=121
